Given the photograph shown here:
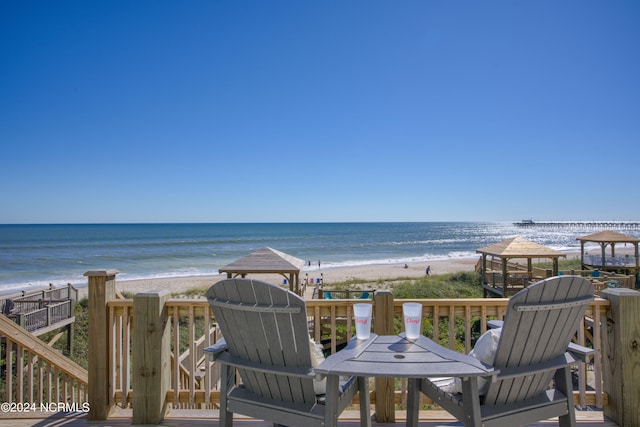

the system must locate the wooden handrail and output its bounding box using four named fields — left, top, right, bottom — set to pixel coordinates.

left=0, top=313, right=88, bottom=407
left=102, top=295, right=608, bottom=415
left=0, top=314, right=87, bottom=382
left=1, top=279, right=611, bottom=419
